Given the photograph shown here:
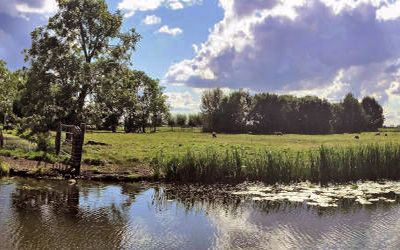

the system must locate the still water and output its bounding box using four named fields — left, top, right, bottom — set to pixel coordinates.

left=1, top=177, right=400, bottom=250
